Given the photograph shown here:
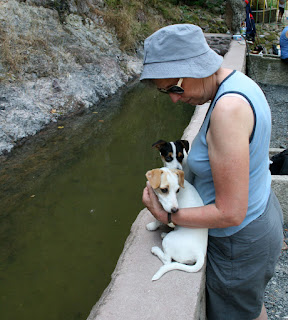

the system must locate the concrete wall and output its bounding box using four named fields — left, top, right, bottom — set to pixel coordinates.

left=87, top=209, right=207, bottom=320
left=87, top=39, right=287, bottom=320
left=270, top=148, right=288, bottom=224
left=247, top=54, right=288, bottom=85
